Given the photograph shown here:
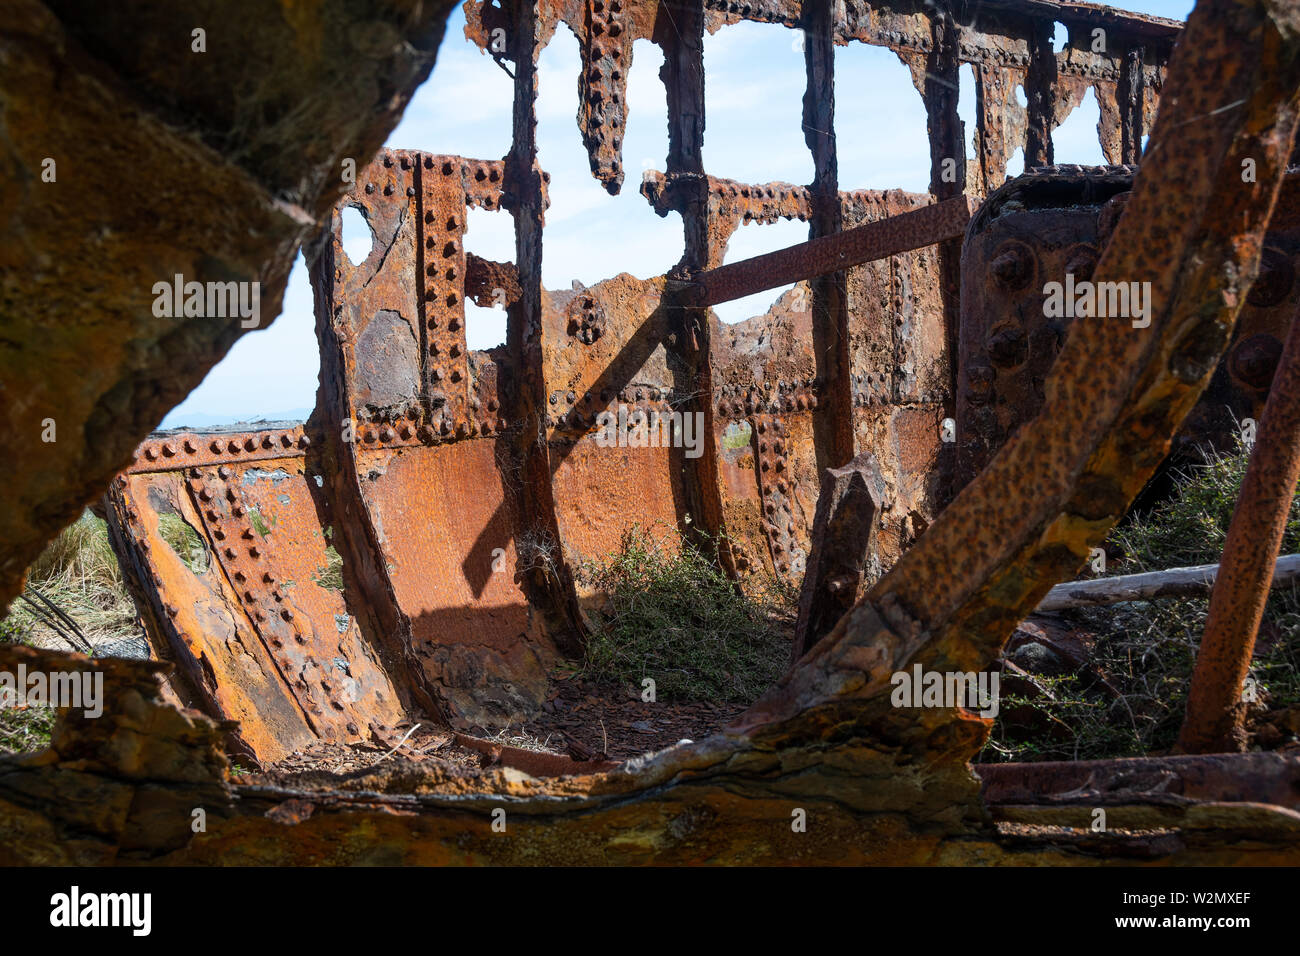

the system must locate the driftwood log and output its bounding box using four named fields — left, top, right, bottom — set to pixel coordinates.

left=1037, top=554, right=1300, bottom=610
